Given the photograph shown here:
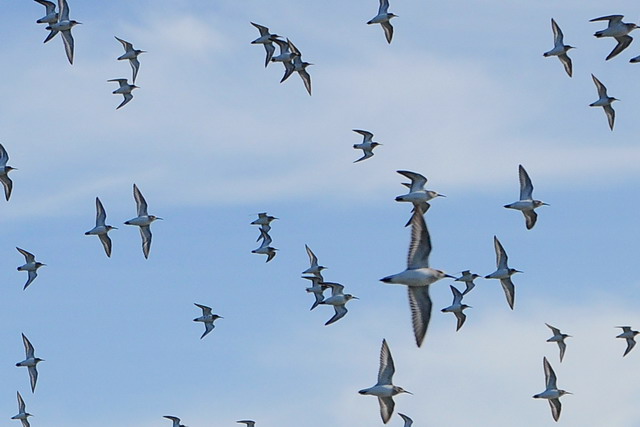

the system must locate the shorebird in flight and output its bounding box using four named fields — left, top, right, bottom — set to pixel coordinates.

left=591, top=15, right=638, bottom=60
left=367, top=0, right=397, bottom=44
left=589, top=74, right=618, bottom=131
left=504, top=164, right=548, bottom=230
left=319, top=282, right=358, bottom=325
left=16, top=334, right=44, bottom=393
left=16, top=248, right=45, bottom=290
left=84, top=197, right=117, bottom=257
left=11, top=391, right=32, bottom=427
left=193, top=303, right=222, bottom=339
left=108, top=78, right=139, bottom=109
left=441, top=285, right=471, bottom=331
left=380, top=205, right=454, bottom=346
left=0, top=143, right=16, bottom=201
left=543, top=19, right=574, bottom=77
left=484, top=236, right=521, bottom=310
left=353, top=129, right=382, bottom=163
left=533, top=357, right=571, bottom=422
left=546, top=323, right=571, bottom=362
left=616, top=326, right=639, bottom=357
left=455, top=270, right=481, bottom=295
left=124, top=184, right=162, bottom=259
left=359, top=339, right=412, bottom=424
left=44, top=0, right=81, bottom=64
left=251, top=22, right=279, bottom=67
left=115, top=36, right=146, bottom=83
